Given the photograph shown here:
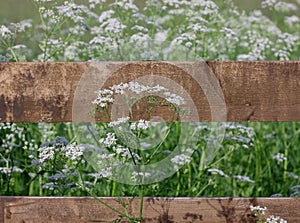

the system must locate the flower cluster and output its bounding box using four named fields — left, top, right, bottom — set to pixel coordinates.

left=1, top=0, right=300, bottom=61
left=0, top=25, right=13, bottom=39
left=131, top=171, right=151, bottom=182
left=208, top=168, right=229, bottom=178
left=93, top=81, right=186, bottom=119
left=171, top=154, right=191, bottom=166
left=266, top=215, right=287, bottom=223
left=250, top=205, right=268, bottom=216
left=250, top=205, right=287, bottom=223
left=272, top=153, right=287, bottom=163
left=37, top=137, right=84, bottom=166
left=130, top=119, right=150, bottom=131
